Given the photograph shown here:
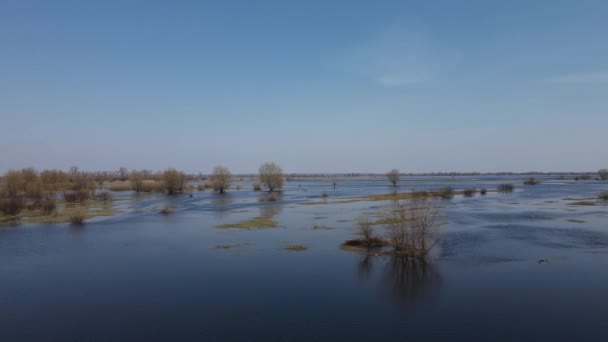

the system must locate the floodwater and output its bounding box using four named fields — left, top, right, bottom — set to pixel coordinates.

left=1, top=176, right=608, bottom=341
